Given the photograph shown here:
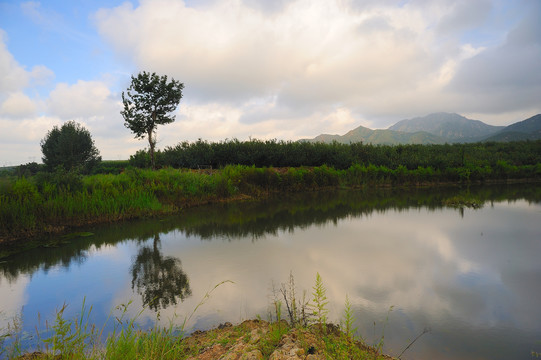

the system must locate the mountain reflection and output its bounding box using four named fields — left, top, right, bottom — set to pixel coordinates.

left=131, top=235, right=191, bottom=311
